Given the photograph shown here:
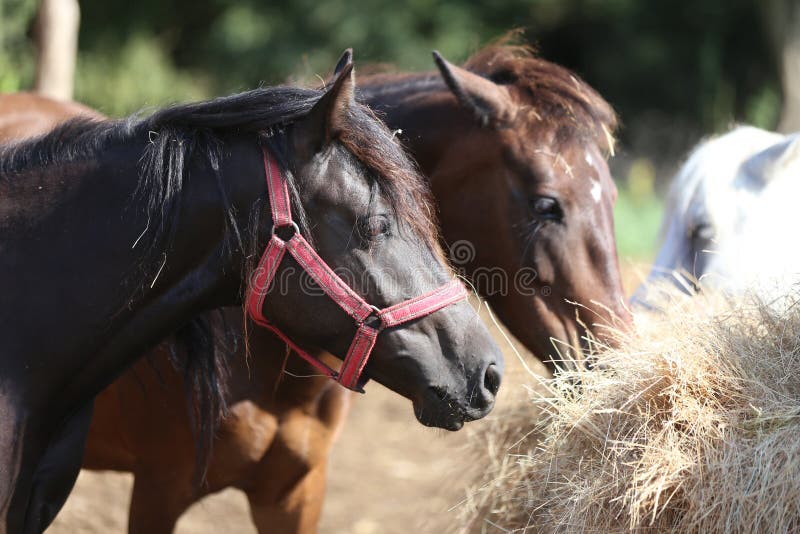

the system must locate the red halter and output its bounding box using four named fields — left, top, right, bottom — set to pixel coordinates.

left=246, top=148, right=467, bottom=392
